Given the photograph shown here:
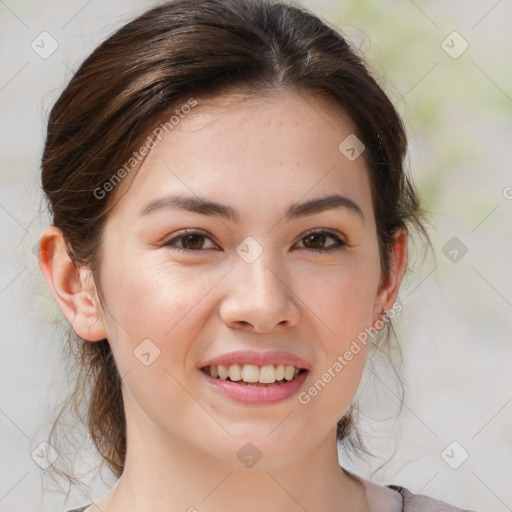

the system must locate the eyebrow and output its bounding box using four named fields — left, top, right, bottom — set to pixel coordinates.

left=139, top=193, right=365, bottom=223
